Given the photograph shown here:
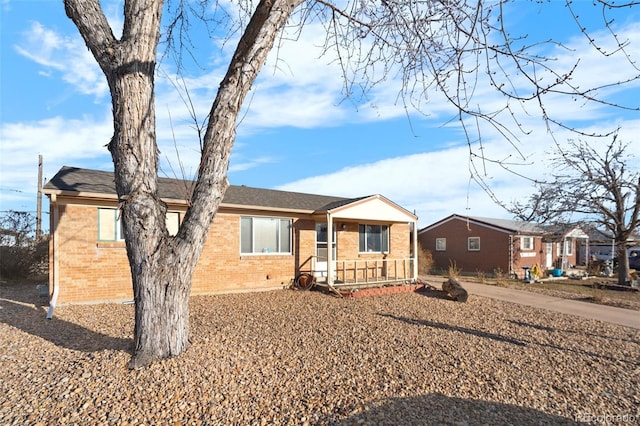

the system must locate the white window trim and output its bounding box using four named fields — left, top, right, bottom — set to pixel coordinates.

left=240, top=216, right=292, bottom=255
left=468, top=237, right=480, bottom=251
left=521, top=236, right=534, bottom=251
left=435, top=238, right=446, bottom=251
left=358, top=224, right=390, bottom=253
left=565, top=239, right=573, bottom=256
left=98, top=208, right=124, bottom=241
left=556, top=239, right=574, bottom=256
left=98, top=208, right=180, bottom=241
